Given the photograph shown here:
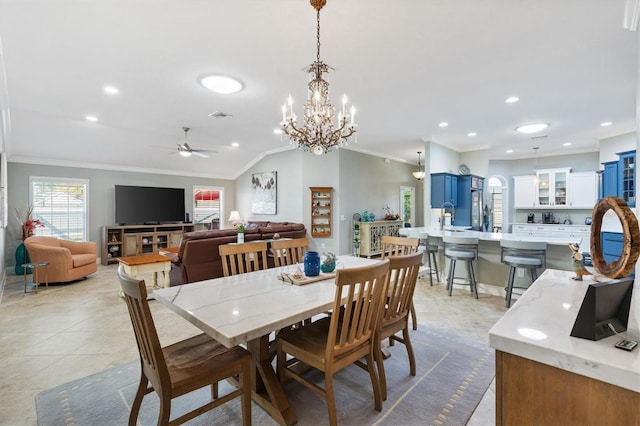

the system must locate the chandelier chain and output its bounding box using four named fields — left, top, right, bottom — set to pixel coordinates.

left=316, top=9, right=321, bottom=65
